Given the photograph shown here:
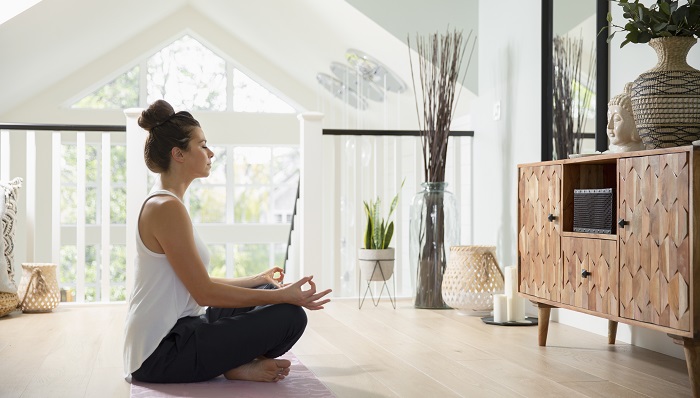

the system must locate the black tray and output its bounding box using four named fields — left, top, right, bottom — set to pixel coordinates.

left=481, top=316, right=538, bottom=326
